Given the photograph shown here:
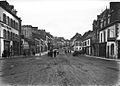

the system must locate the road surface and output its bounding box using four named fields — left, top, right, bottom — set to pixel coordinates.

left=0, top=50, right=119, bottom=86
